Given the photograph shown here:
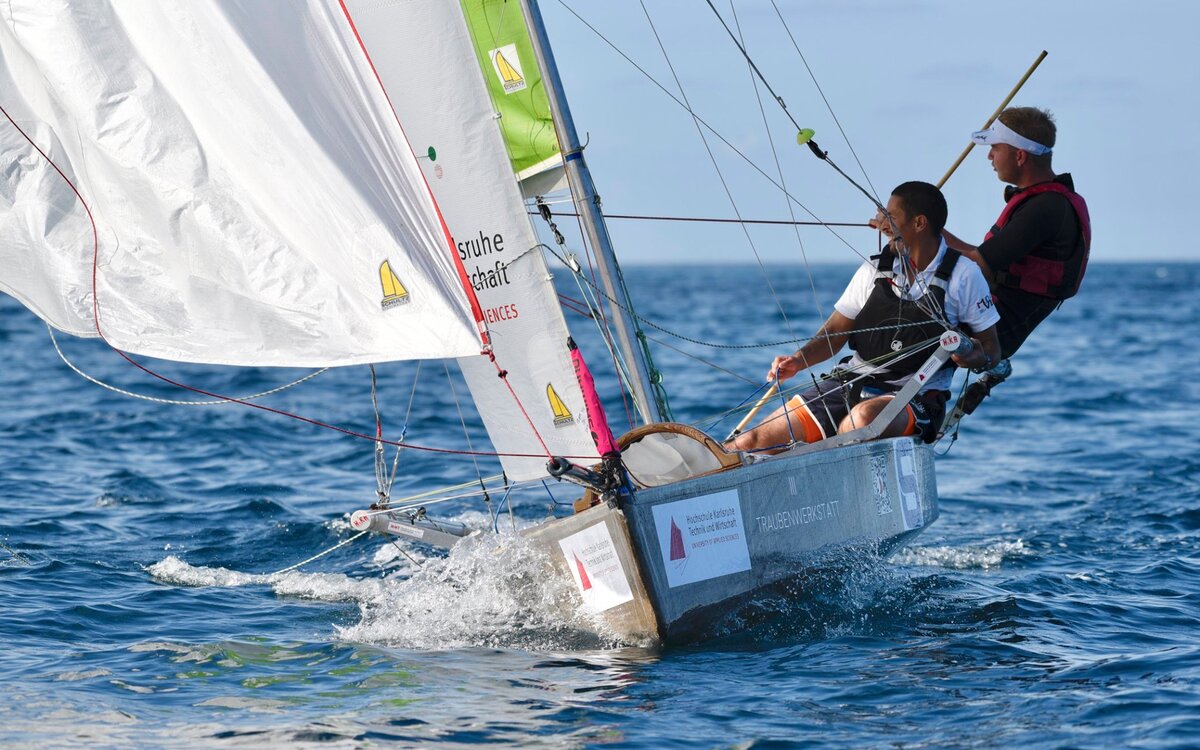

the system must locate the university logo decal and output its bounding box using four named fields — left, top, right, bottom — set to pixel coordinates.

left=379, top=260, right=410, bottom=310
left=668, top=518, right=686, bottom=561
left=546, top=383, right=574, bottom=427
left=489, top=44, right=527, bottom=94
left=573, top=554, right=592, bottom=591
